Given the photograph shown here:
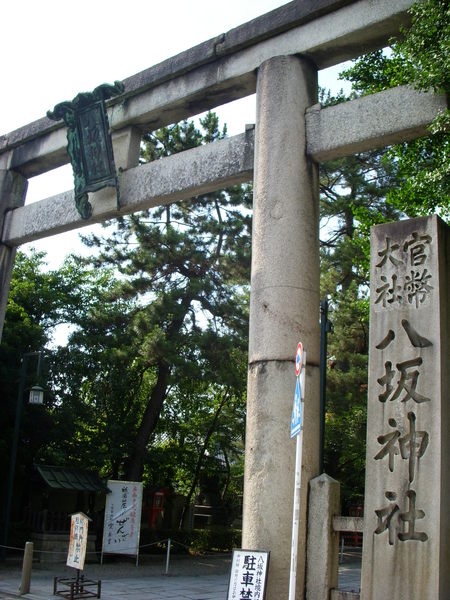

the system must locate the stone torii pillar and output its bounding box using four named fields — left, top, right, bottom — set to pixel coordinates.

left=0, top=170, right=28, bottom=339
left=243, top=56, right=320, bottom=599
